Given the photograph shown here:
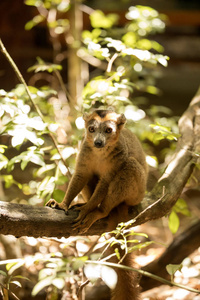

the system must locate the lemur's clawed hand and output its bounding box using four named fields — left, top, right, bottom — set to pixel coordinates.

left=46, top=199, right=68, bottom=212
